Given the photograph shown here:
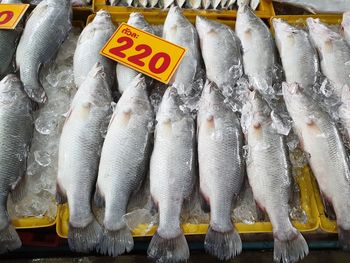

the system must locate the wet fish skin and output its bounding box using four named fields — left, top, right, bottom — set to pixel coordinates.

left=243, top=90, right=309, bottom=262
left=198, top=81, right=244, bottom=260
left=283, top=82, right=350, bottom=250
left=116, top=13, right=154, bottom=94
left=236, top=4, right=277, bottom=94
left=196, top=16, right=243, bottom=90
left=16, top=0, right=71, bottom=103
left=95, top=74, right=153, bottom=257
left=273, top=0, right=350, bottom=13
left=163, top=7, right=203, bottom=96
left=0, top=75, right=33, bottom=254
left=147, top=87, right=195, bottom=263
left=273, top=18, right=319, bottom=90
left=74, top=10, right=115, bottom=89
left=0, top=0, right=23, bottom=78
left=57, top=63, right=112, bottom=253
left=342, top=12, right=350, bottom=47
